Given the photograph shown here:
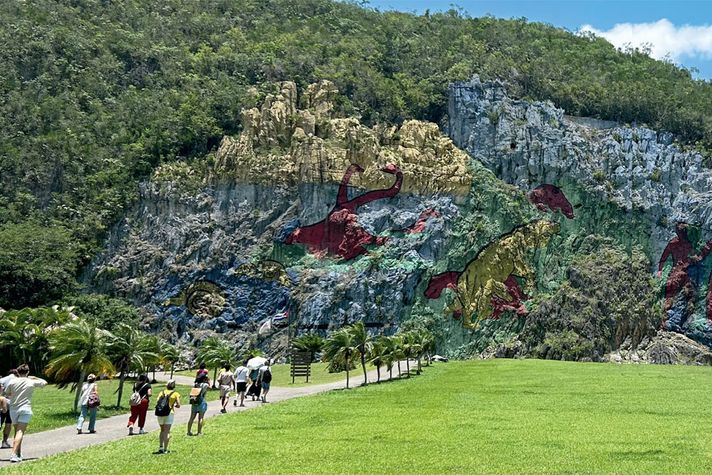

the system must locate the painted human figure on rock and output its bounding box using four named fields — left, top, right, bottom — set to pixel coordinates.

left=528, top=184, right=575, bottom=219
left=286, top=163, right=434, bottom=261
left=657, top=222, right=698, bottom=326
left=424, top=220, right=559, bottom=329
